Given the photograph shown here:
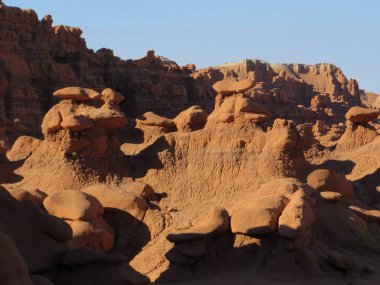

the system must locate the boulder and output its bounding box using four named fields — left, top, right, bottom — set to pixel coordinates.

left=61, top=114, right=94, bottom=131
left=88, top=106, right=128, bottom=129
left=66, top=217, right=115, bottom=252
left=53, top=87, right=101, bottom=101
left=82, top=184, right=148, bottom=221
left=173, top=106, right=208, bottom=132
left=231, top=195, right=289, bottom=236
left=307, top=169, right=354, bottom=198
left=278, top=191, right=315, bottom=239
left=43, top=190, right=104, bottom=221
left=213, top=78, right=254, bottom=96
left=234, top=96, right=271, bottom=116
left=6, top=136, right=41, bottom=161
left=345, top=106, right=380, bottom=123
left=101, top=88, right=125, bottom=105
left=167, top=206, right=229, bottom=243
left=137, top=111, right=175, bottom=128
left=41, top=105, right=62, bottom=135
